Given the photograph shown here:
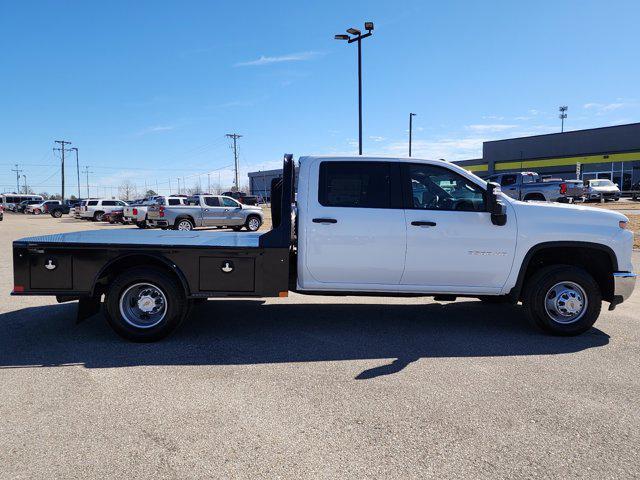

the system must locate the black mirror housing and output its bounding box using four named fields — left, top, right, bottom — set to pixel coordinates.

left=486, top=182, right=507, bottom=226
